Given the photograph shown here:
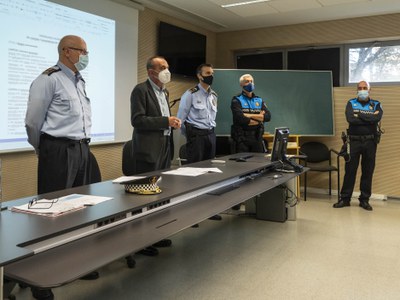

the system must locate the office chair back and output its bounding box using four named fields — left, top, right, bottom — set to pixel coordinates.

left=177, top=143, right=188, bottom=166
left=122, top=140, right=136, bottom=176
left=89, top=152, right=102, bottom=183
left=300, top=141, right=341, bottom=201
left=300, top=142, right=330, bottom=163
